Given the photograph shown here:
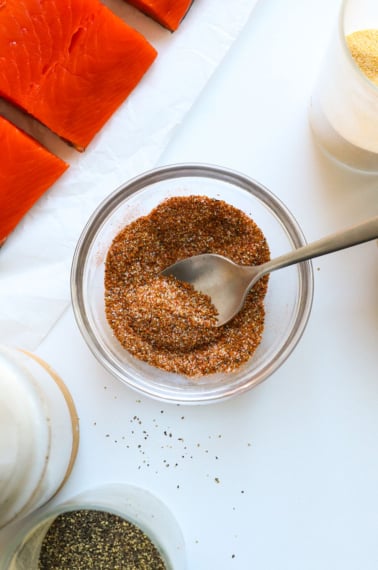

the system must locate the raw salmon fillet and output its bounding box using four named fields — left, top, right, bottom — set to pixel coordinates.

left=0, top=0, right=157, bottom=150
left=0, top=116, right=68, bottom=244
left=125, top=0, right=193, bottom=31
